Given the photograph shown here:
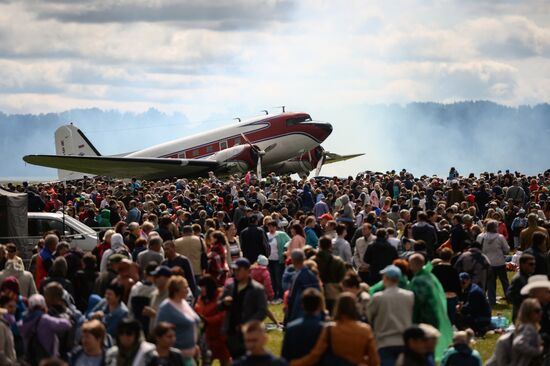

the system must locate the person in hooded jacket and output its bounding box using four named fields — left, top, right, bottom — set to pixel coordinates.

left=100, top=233, right=129, bottom=273
left=0, top=260, right=37, bottom=299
